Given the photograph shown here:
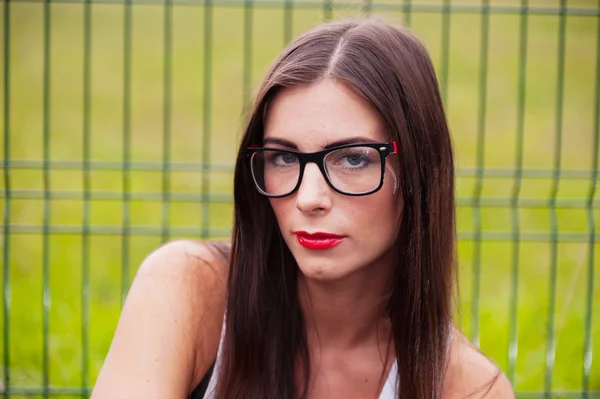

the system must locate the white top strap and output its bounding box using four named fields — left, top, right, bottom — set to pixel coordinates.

left=378, top=361, right=398, bottom=399
left=202, top=319, right=400, bottom=399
